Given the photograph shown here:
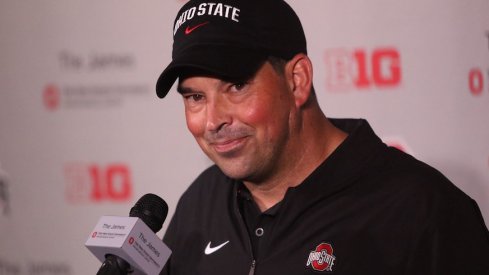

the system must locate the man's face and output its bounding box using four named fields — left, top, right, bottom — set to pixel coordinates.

left=178, top=62, right=297, bottom=183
